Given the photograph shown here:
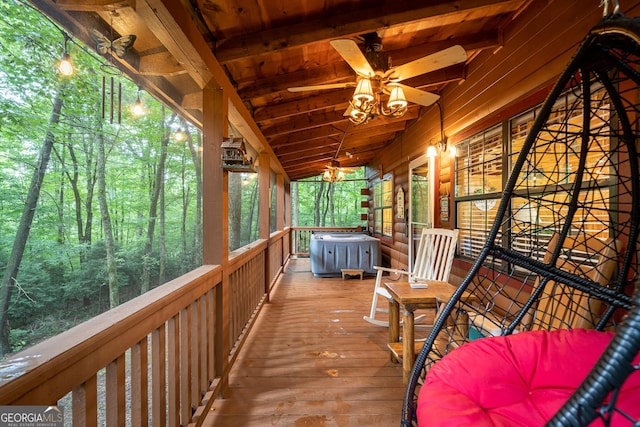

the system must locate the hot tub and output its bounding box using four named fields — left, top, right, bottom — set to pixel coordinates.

left=309, top=232, right=381, bottom=277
